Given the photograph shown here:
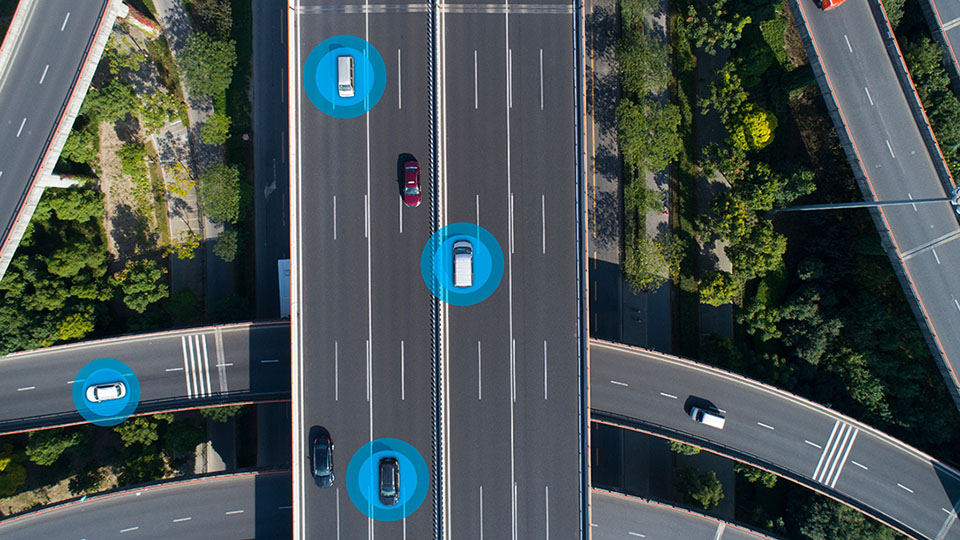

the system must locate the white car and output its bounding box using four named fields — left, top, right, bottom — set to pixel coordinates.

left=453, top=240, right=473, bottom=288
left=85, top=382, right=126, bottom=403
